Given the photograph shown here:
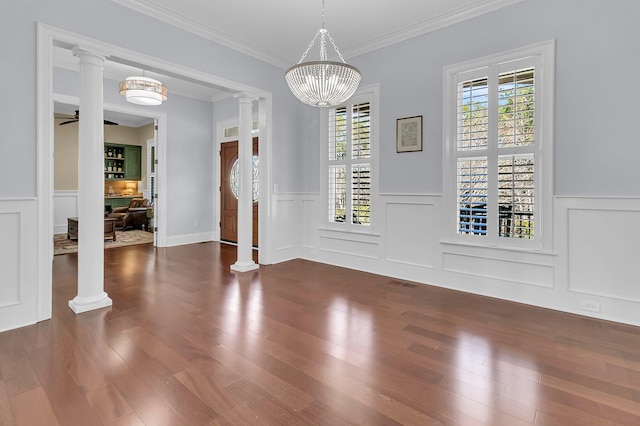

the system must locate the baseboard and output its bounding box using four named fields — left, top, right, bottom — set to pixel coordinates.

left=164, top=231, right=215, bottom=247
